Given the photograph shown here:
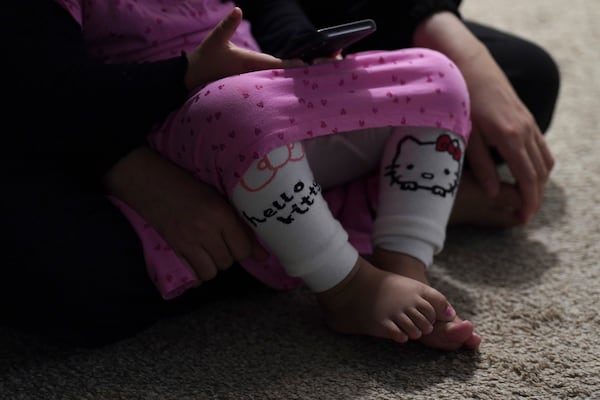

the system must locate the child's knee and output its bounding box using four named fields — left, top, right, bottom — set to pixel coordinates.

left=412, top=49, right=471, bottom=138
